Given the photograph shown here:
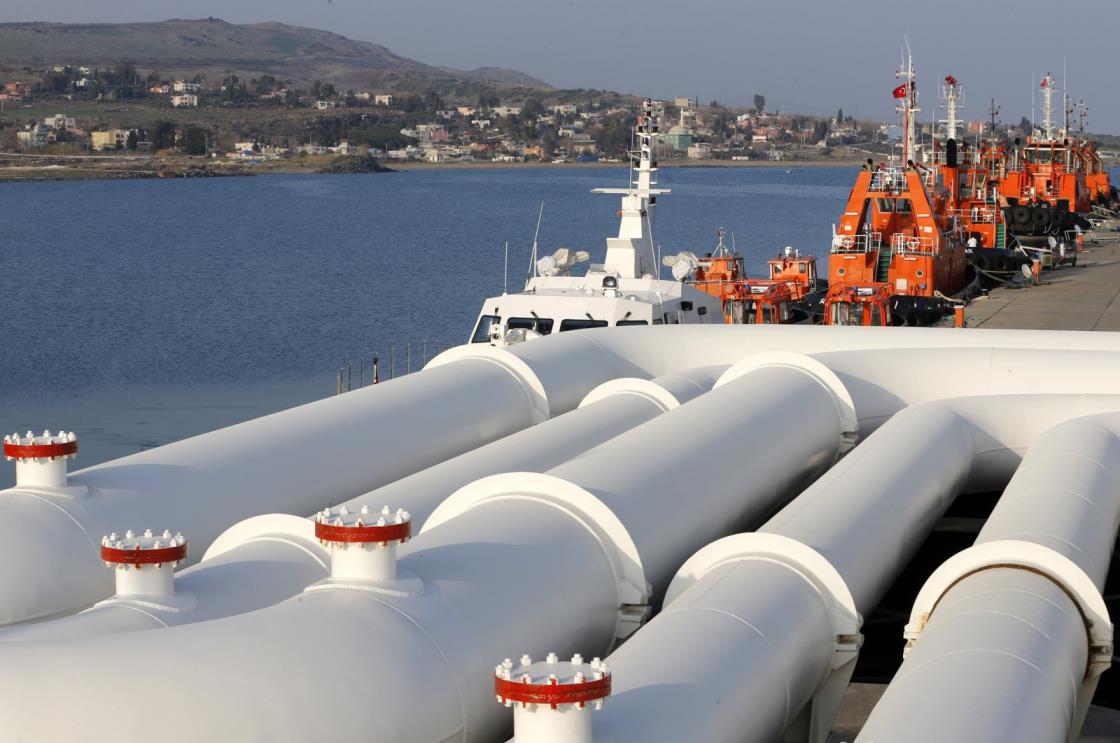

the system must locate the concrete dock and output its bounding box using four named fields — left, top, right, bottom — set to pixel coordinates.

left=966, top=235, right=1120, bottom=331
